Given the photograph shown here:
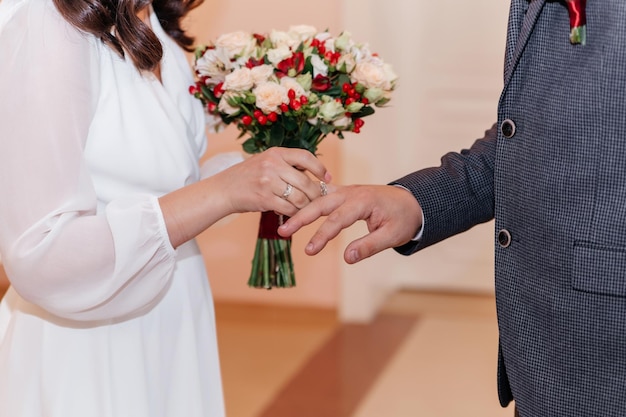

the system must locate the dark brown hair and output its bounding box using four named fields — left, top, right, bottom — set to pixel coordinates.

left=52, top=0, right=204, bottom=71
